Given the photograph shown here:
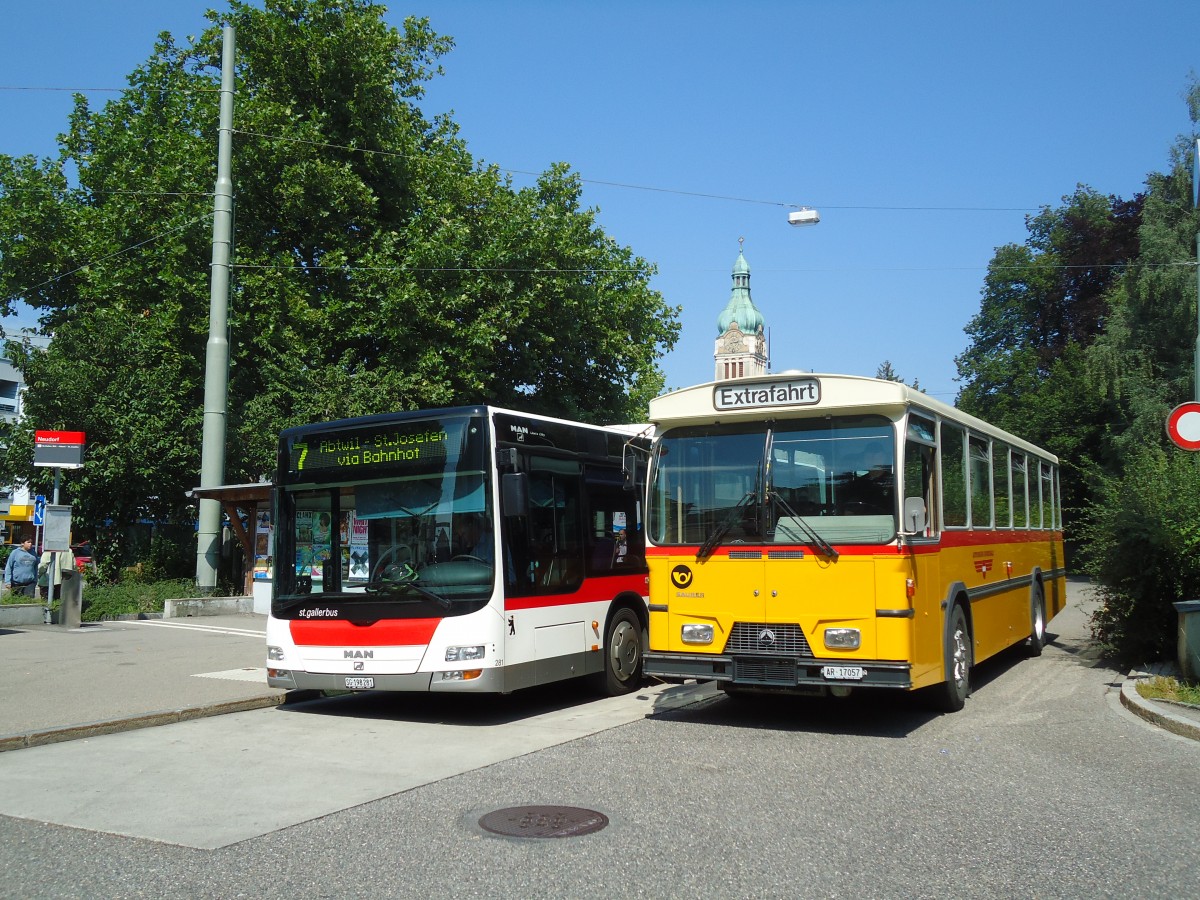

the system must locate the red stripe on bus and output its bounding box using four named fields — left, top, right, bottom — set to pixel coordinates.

left=505, top=574, right=647, bottom=611
left=645, top=529, right=1064, bottom=559
left=290, top=618, right=441, bottom=647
